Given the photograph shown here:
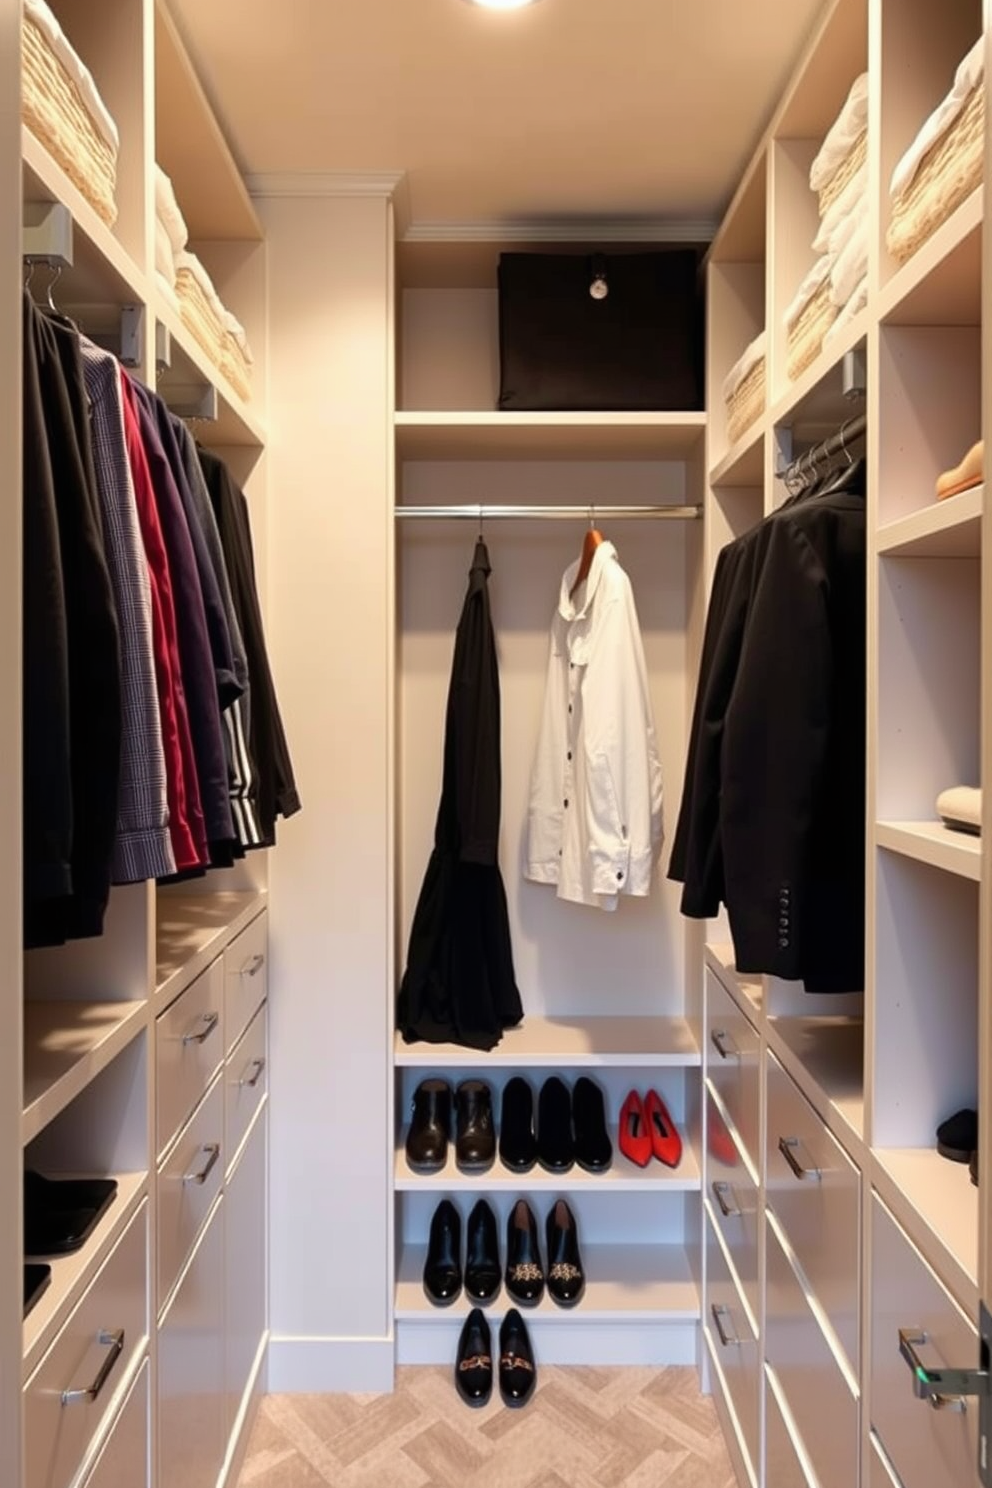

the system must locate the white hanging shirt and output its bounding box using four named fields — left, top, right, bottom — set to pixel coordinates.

left=525, top=540, right=663, bottom=911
